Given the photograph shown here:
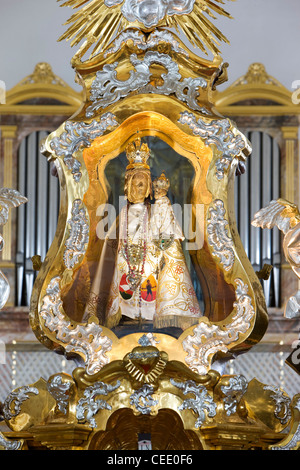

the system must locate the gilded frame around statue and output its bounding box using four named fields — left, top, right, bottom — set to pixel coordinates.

left=28, top=28, right=268, bottom=378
